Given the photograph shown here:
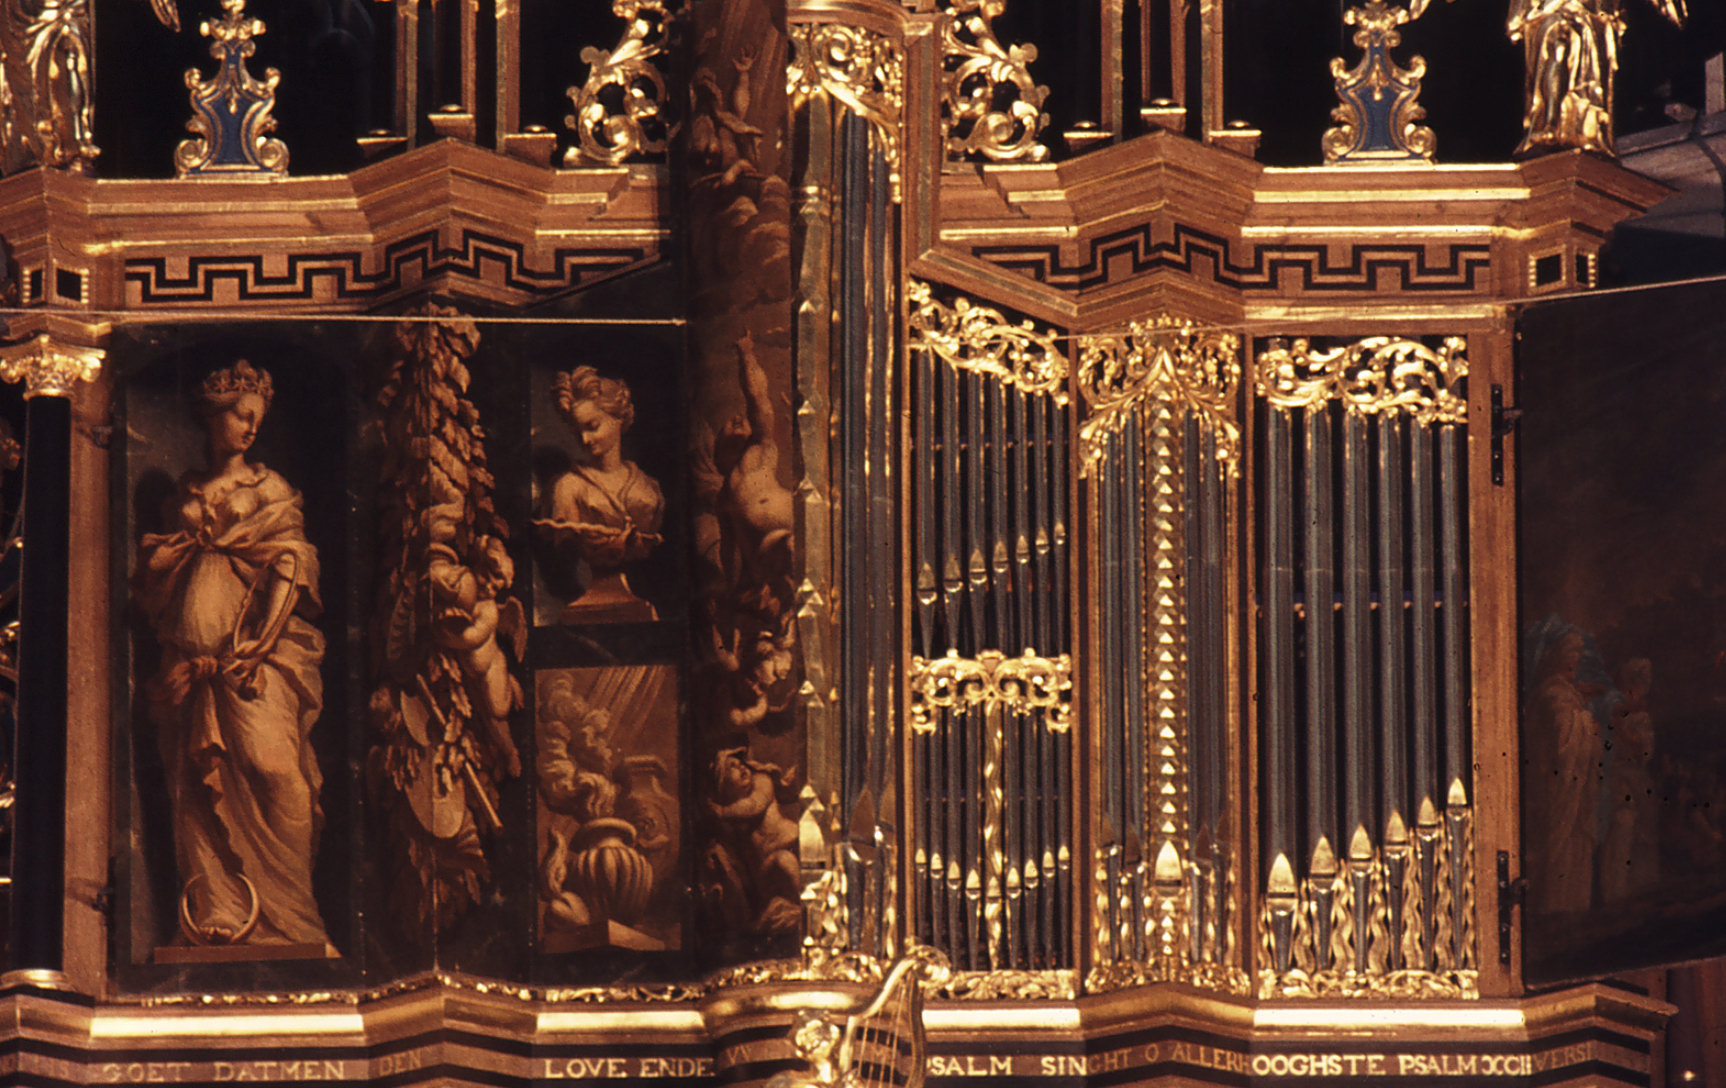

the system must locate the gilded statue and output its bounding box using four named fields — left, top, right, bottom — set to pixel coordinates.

left=535, top=366, right=665, bottom=624
left=134, top=361, right=333, bottom=951
left=1507, top=0, right=1686, bottom=156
